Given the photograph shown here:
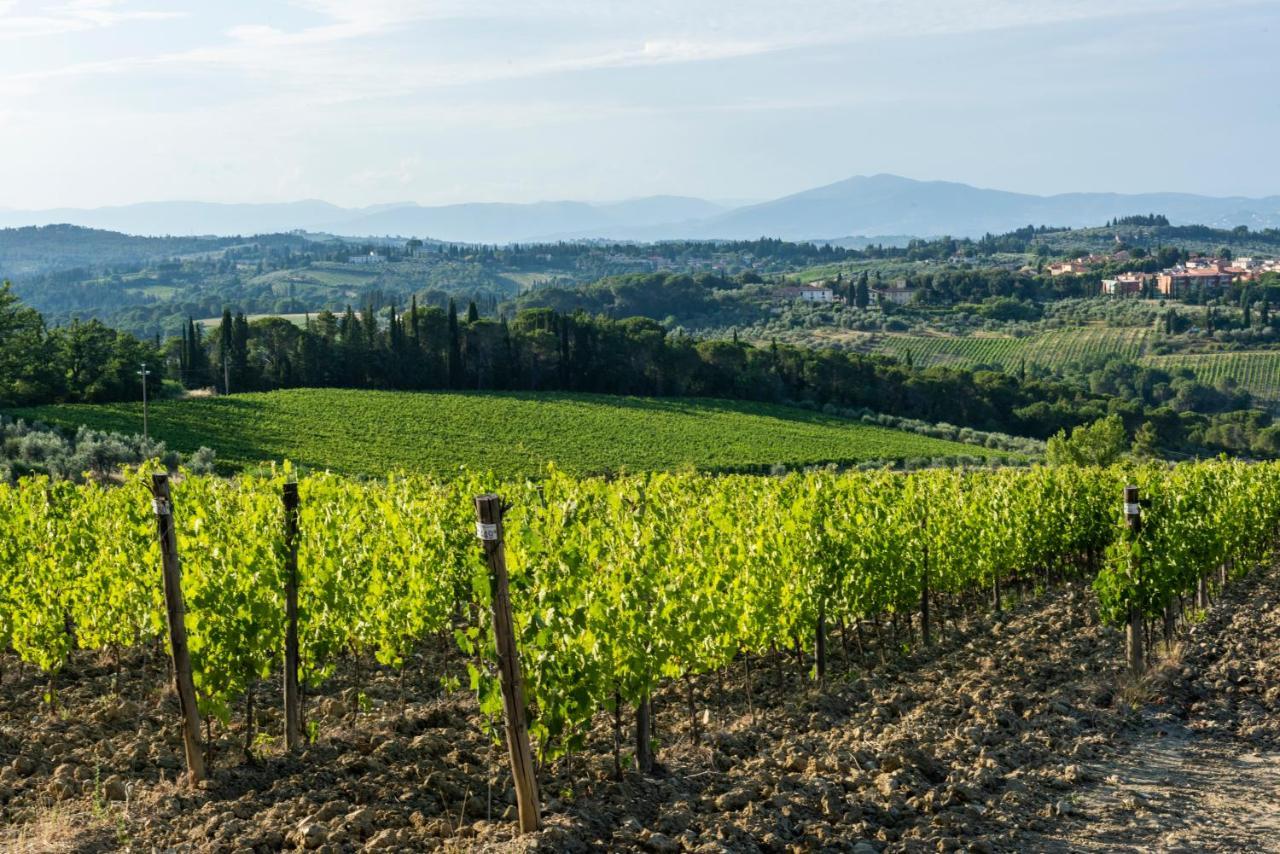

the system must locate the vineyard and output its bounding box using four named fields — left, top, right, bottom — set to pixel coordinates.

left=11, top=389, right=1002, bottom=478
left=872, top=326, right=1154, bottom=372
left=1143, top=351, right=1280, bottom=403
left=1021, top=326, right=1152, bottom=367
left=1, top=459, right=1276, bottom=832
left=873, top=334, right=1024, bottom=369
